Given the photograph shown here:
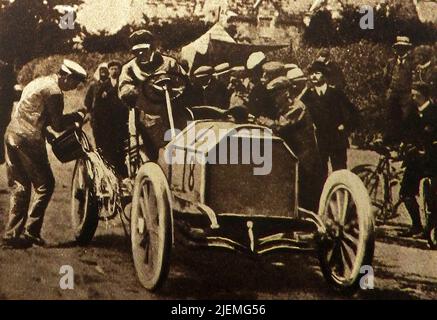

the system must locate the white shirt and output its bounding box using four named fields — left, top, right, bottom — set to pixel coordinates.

left=418, top=61, right=431, bottom=70
left=315, top=83, right=327, bottom=96
left=418, top=100, right=431, bottom=115
left=7, top=74, right=62, bottom=143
